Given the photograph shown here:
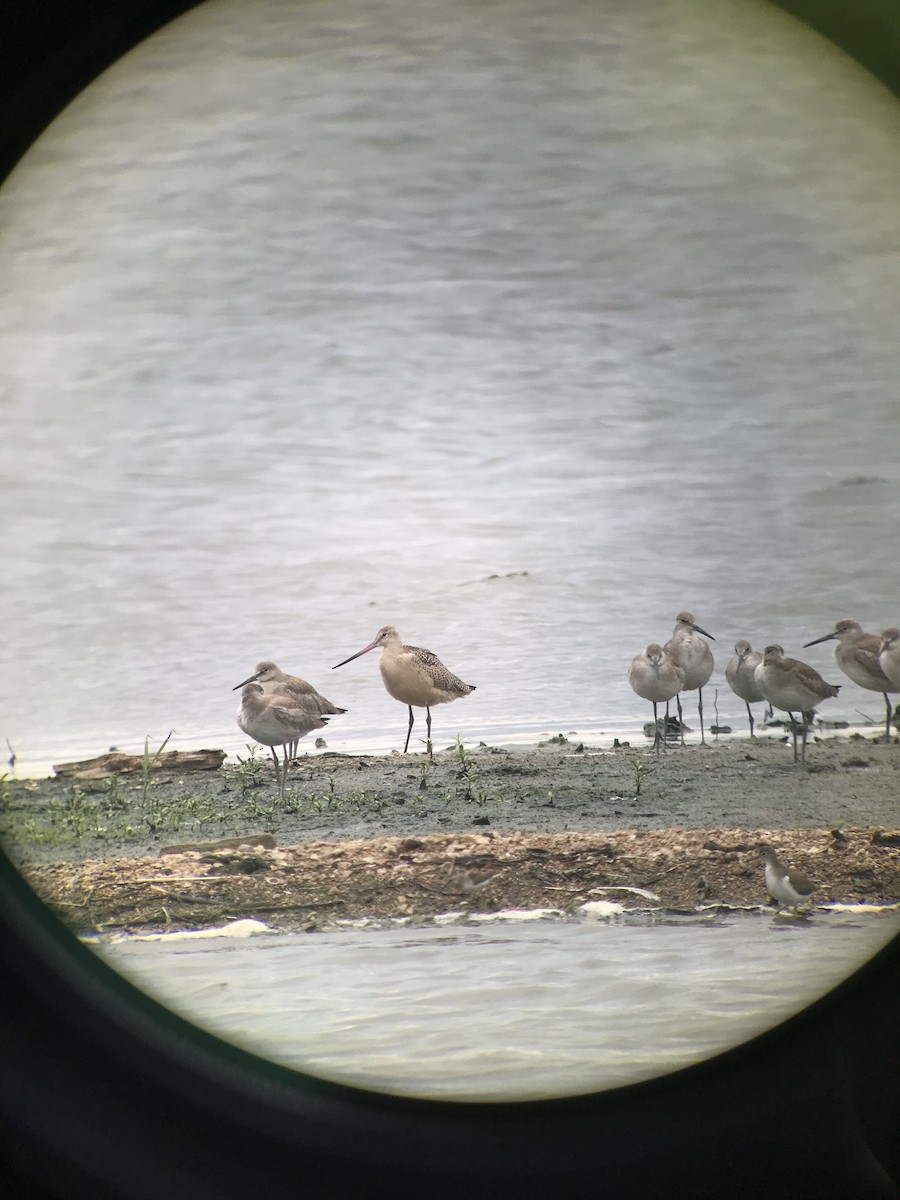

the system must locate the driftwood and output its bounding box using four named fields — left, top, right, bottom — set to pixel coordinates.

left=53, top=748, right=226, bottom=780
